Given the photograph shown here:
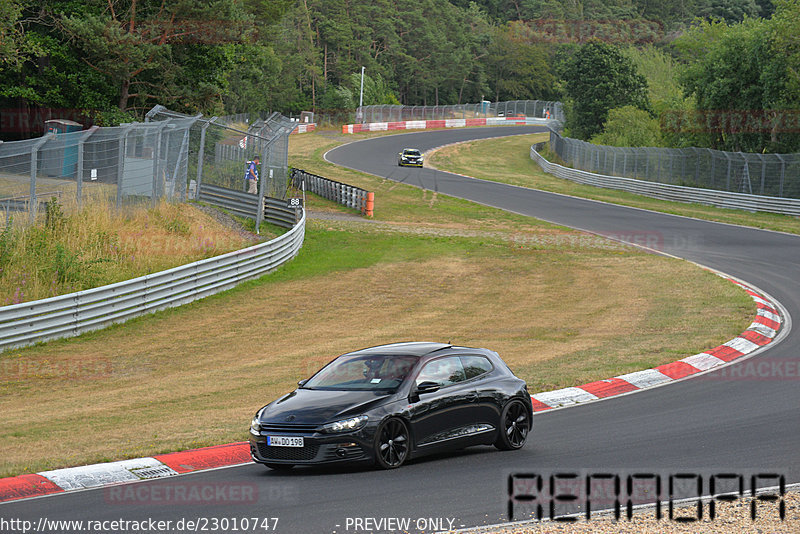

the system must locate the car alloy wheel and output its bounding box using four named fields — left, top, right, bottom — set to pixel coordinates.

left=375, top=418, right=410, bottom=469
left=495, top=399, right=530, bottom=450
